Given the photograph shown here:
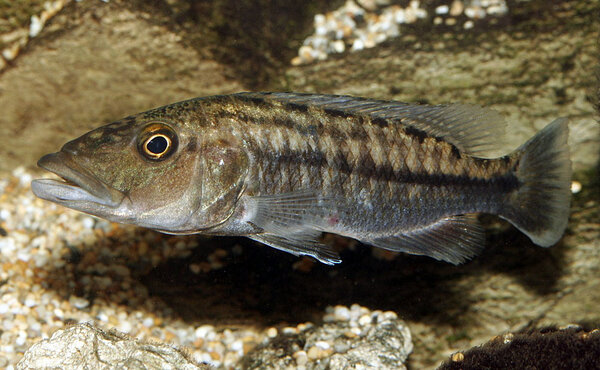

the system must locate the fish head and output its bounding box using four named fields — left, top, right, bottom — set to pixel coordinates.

left=32, top=116, right=249, bottom=233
